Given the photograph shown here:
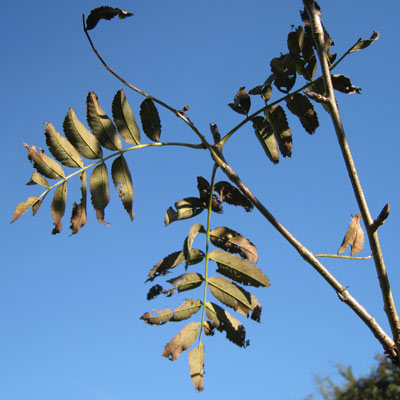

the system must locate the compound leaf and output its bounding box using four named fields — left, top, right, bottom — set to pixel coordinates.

left=89, top=163, right=110, bottom=227
left=70, top=171, right=87, bottom=234
left=44, top=122, right=84, bottom=168
left=188, top=342, right=205, bottom=391
left=87, top=92, right=121, bottom=151
left=140, top=98, right=161, bottom=142
left=164, top=197, right=204, bottom=226
left=63, top=108, right=103, bottom=160
left=162, top=322, right=201, bottom=361
left=111, top=155, right=134, bottom=221
left=51, top=181, right=67, bottom=234
left=112, top=89, right=140, bottom=145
